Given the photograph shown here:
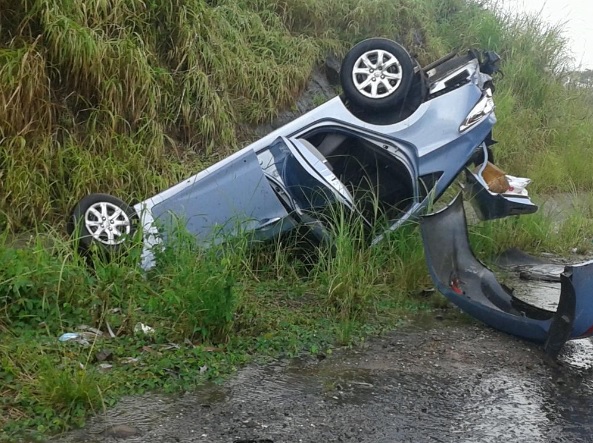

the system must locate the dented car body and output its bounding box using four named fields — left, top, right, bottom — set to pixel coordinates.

left=70, top=39, right=589, bottom=354
left=134, top=46, right=537, bottom=266
left=69, top=40, right=537, bottom=264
